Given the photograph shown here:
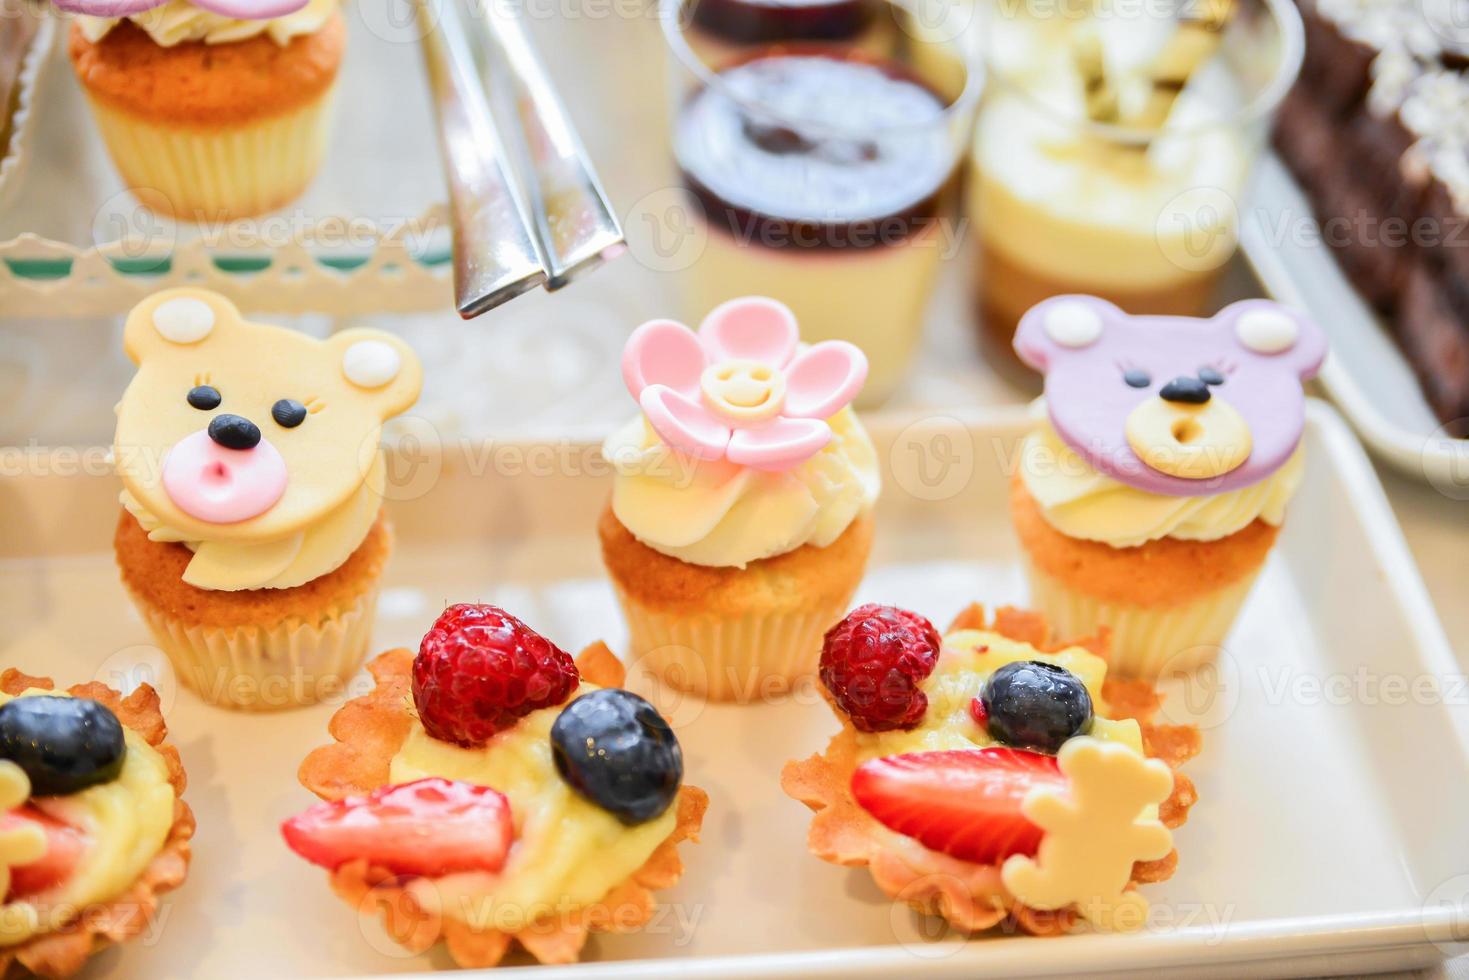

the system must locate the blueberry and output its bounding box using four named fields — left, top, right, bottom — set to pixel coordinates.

left=1198, top=366, right=1225, bottom=386
left=0, top=697, right=127, bottom=795
left=1123, top=369, right=1151, bottom=389
left=980, top=661, right=1093, bottom=754
left=550, top=690, right=682, bottom=825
